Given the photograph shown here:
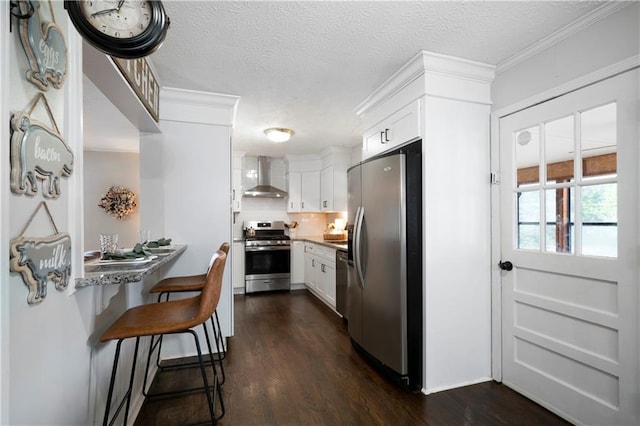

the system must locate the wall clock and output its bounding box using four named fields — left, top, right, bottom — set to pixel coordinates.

left=65, top=0, right=169, bottom=59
